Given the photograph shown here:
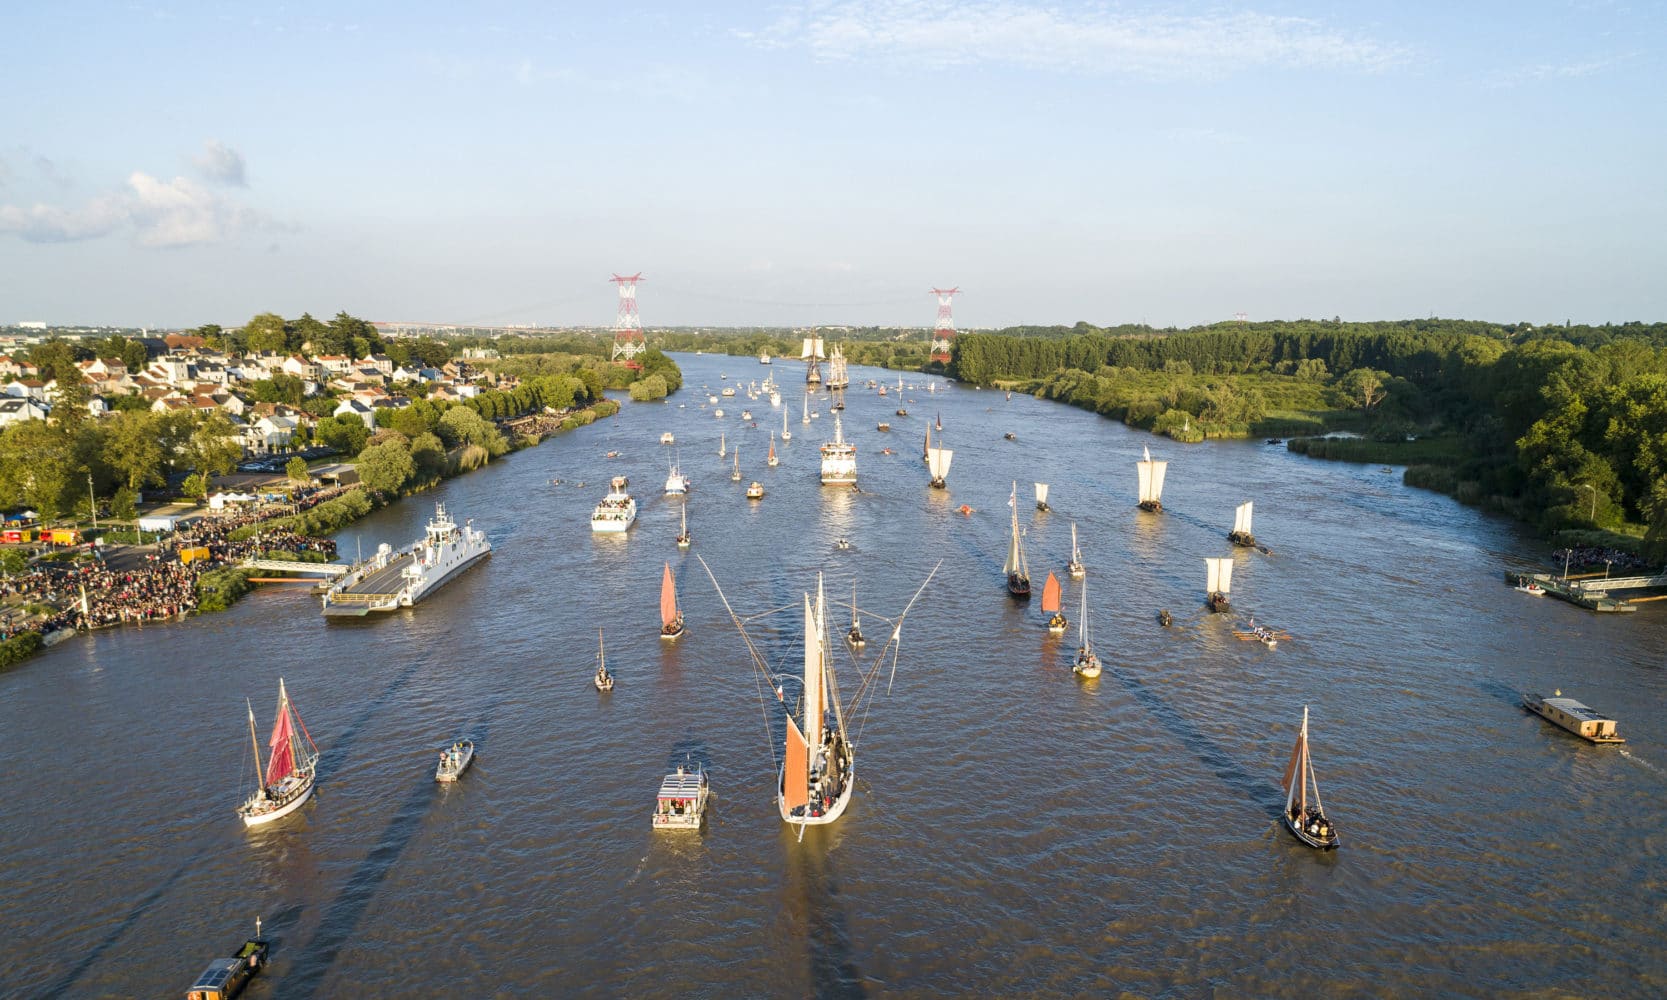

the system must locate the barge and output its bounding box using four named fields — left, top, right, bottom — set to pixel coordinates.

left=1523, top=691, right=1624, bottom=744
